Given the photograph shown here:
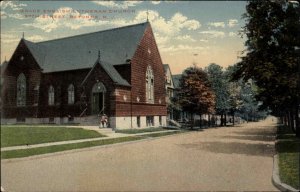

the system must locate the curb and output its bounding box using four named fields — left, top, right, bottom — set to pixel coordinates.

left=272, top=154, right=299, bottom=192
